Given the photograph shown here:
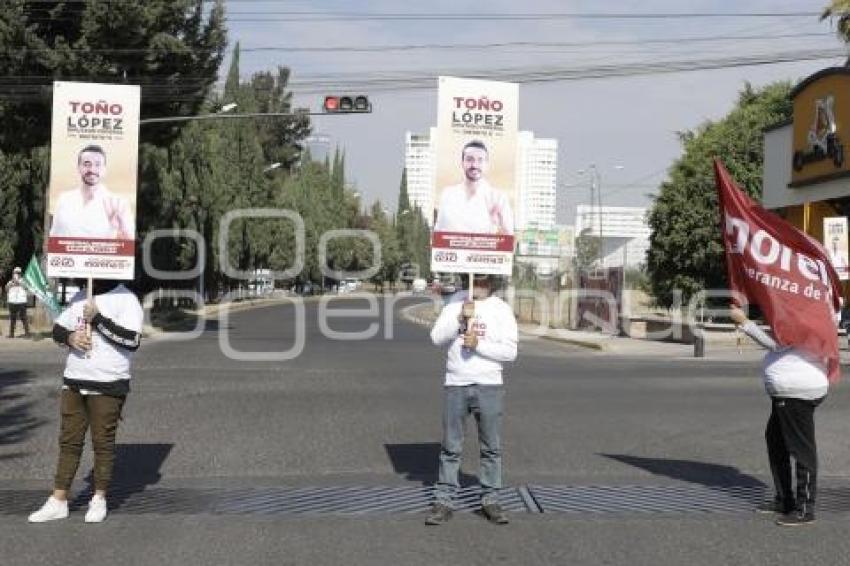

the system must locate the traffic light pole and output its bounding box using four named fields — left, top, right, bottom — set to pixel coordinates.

left=139, top=110, right=370, bottom=125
